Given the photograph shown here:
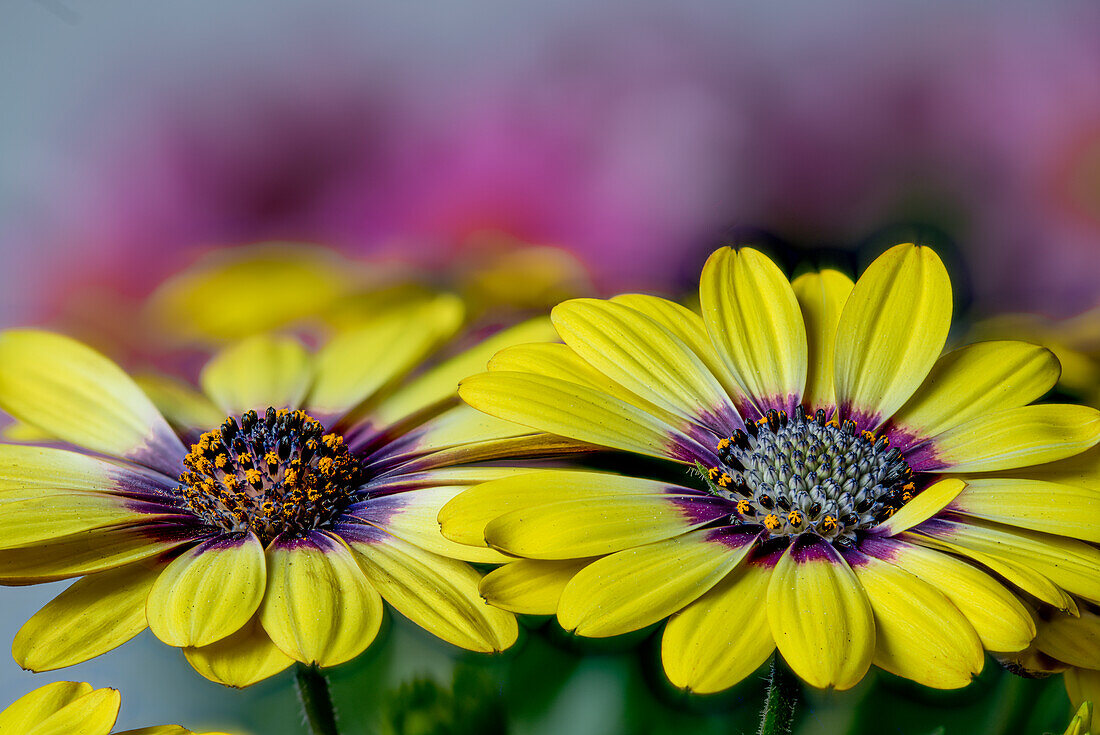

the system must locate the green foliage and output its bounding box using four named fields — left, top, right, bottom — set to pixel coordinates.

left=380, top=665, right=507, bottom=735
